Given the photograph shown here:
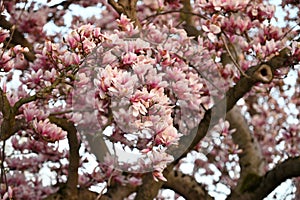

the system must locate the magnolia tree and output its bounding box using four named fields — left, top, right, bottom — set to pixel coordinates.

left=0, top=0, right=300, bottom=199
